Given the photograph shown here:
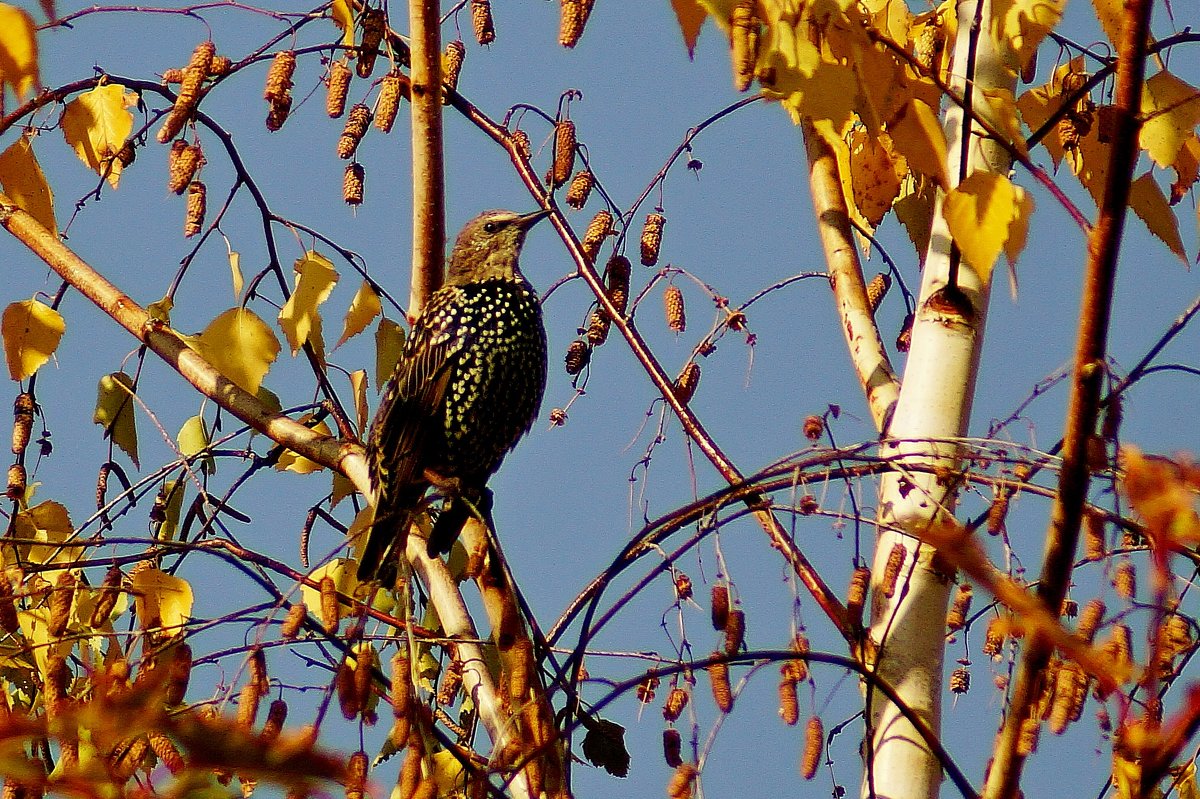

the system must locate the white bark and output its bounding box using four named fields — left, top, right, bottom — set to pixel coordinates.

left=863, top=2, right=1015, bottom=797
